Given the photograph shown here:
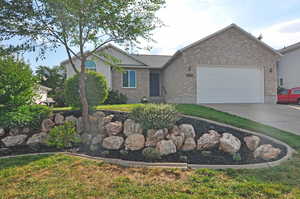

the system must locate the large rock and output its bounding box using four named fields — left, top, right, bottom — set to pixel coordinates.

left=123, top=119, right=143, bottom=137
left=54, top=113, right=64, bottom=125
left=254, top=144, right=281, bottom=160
left=197, top=130, right=221, bottom=150
left=0, top=128, right=5, bottom=137
left=2, top=135, right=27, bottom=147
left=89, top=134, right=106, bottom=152
left=102, top=136, right=124, bottom=150
left=145, top=128, right=168, bottom=147
left=22, top=128, right=30, bottom=134
left=125, top=134, right=145, bottom=151
left=244, top=136, right=261, bottom=151
left=9, top=128, right=20, bottom=136
left=93, top=111, right=105, bottom=119
left=156, top=140, right=176, bottom=156
left=103, top=115, right=114, bottom=125
left=219, top=133, right=241, bottom=154
left=81, top=133, right=93, bottom=145
left=181, top=137, right=196, bottom=151
left=105, top=121, right=123, bottom=136
left=26, top=132, right=48, bottom=145
left=166, top=126, right=185, bottom=149
left=41, top=119, right=55, bottom=132
left=179, top=124, right=196, bottom=138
